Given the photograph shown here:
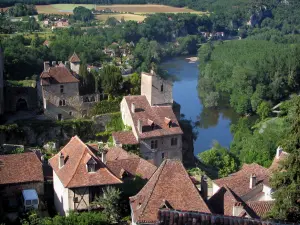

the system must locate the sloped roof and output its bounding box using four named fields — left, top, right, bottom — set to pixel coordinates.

left=0, top=152, right=44, bottom=185
left=269, top=150, right=289, bottom=171
left=243, top=201, right=275, bottom=218
left=49, top=136, right=122, bottom=188
left=213, top=163, right=271, bottom=197
left=40, top=66, right=79, bottom=85
left=69, top=52, right=81, bottom=63
left=112, top=131, right=139, bottom=145
left=106, top=147, right=157, bottom=180
left=129, top=159, right=211, bottom=223
left=123, top=95, right=183, bottom=139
